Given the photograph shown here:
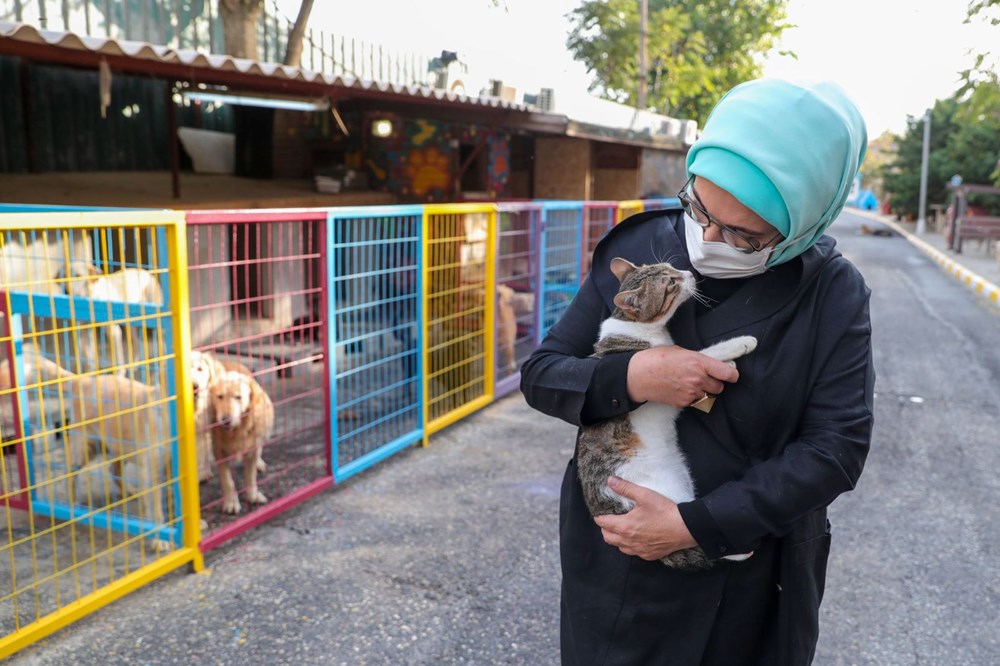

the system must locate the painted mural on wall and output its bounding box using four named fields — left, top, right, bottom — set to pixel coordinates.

left=367, top=118, right=511, bottom=202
